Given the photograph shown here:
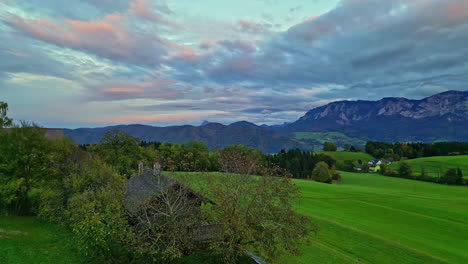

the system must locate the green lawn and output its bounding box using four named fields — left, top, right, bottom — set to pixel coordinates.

left=0, top=217, right=83, bottom=264
left=168, top=171, right=468, bottom=264
left=389, top=155, right=468, bottom=178
left=320, top=152, right=375, bottom=164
